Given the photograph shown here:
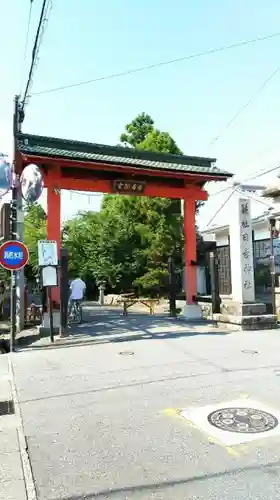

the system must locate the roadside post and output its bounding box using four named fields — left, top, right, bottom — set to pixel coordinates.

left=0, top=240, right=29, bottom=351
left=38, top=240, right=58, bottom=343
left=60, top=248, right=69, bottom=338
left=168, top=256, right=177, bottom=317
